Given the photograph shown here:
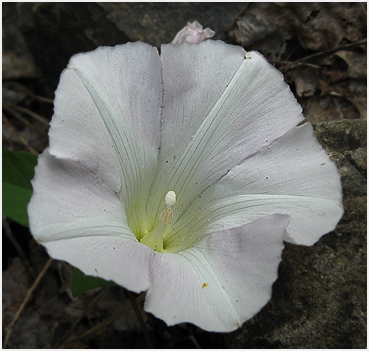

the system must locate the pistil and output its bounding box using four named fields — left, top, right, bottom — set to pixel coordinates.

left=139, top=191, right=176, bottom=252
